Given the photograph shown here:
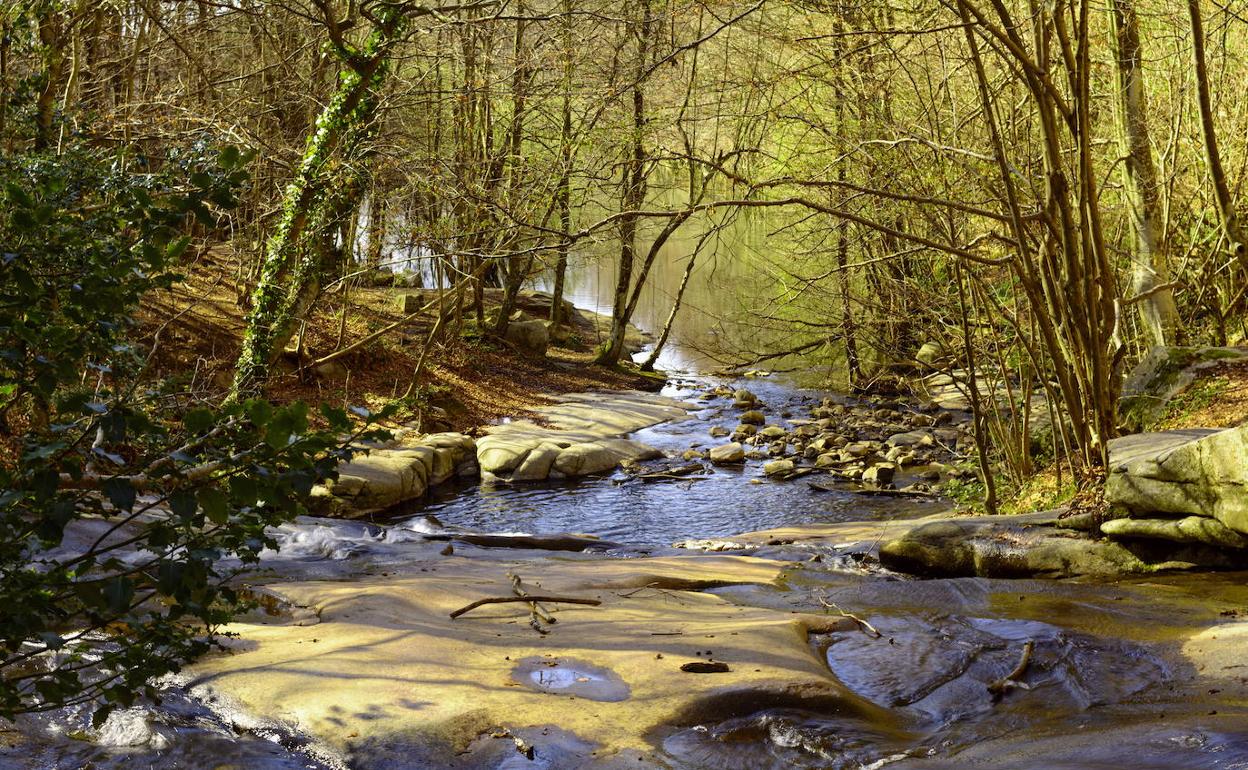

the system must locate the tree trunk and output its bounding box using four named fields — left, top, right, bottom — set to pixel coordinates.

left=1109, top=0, right=1178, bottom=347
left=549, top=0, right=574, bottom=330
left=231, top=24, right=394, bottom=399
left=596, top=0, right=652, bottom=366
left=1188, top=0, right=1248, bottom=269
